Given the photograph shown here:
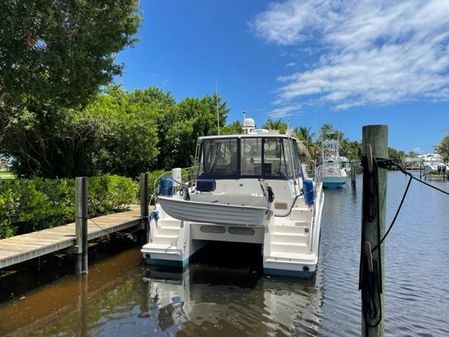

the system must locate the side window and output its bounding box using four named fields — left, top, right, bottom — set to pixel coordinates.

left=201, top=138, right=238, bottom=177
left=241, top=138, right=262, bottom=176
left=263, top=138, right=291, bottom=178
